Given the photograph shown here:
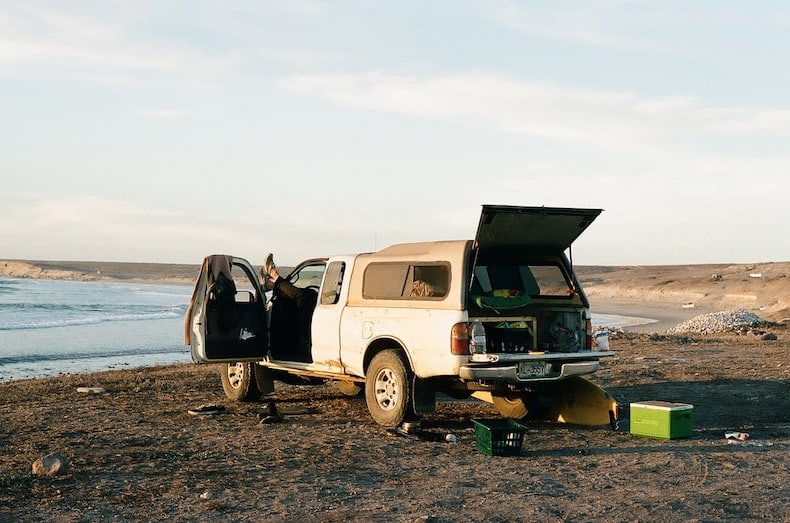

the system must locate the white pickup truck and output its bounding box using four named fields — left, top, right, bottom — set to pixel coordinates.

left=185, top=205, right=617, bottom=427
